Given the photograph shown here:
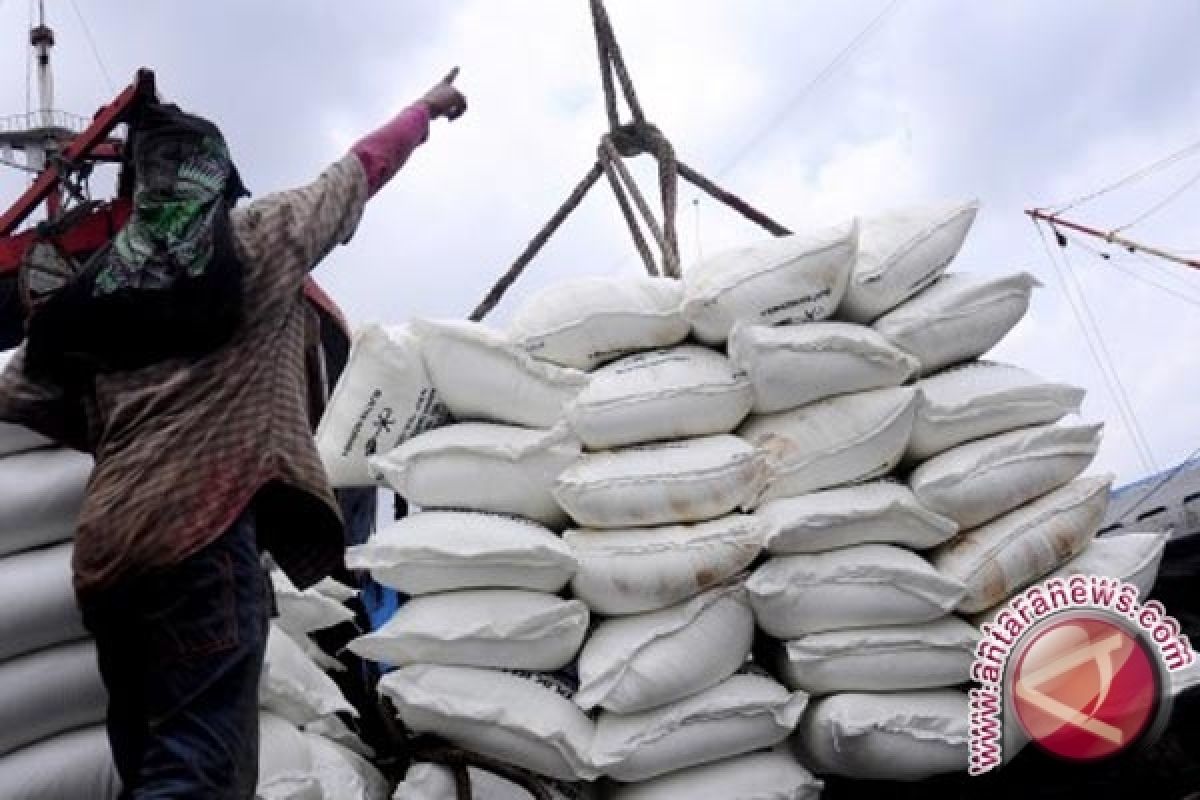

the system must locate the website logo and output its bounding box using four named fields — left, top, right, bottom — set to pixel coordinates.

left=969, top=575, right=1195, bottom=774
